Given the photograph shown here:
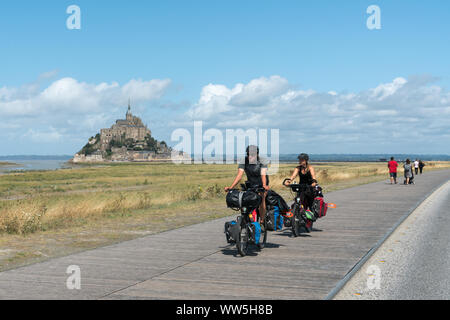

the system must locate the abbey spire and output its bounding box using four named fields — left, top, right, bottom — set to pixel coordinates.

left=126, top=98, right=132, bottom=121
